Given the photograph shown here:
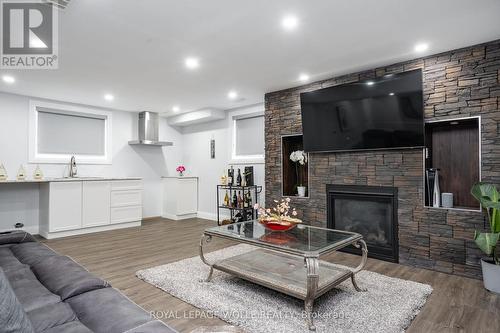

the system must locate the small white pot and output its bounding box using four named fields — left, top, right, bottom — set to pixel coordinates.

left=297, top=186, right=306, bottom=197
left=481, top=258, right=500, bottom=294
